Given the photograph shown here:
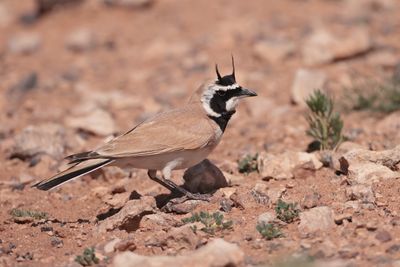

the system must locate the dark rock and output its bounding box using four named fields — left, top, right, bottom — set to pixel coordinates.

left=375, top=230, right=392, bottom=243
left=220, top=198, right=234, bottom=212
left=41, top=226, right=53, bottom=232
left=183, top=159, right=228, bottom=194
left=50, top=237, right=63, bottom=248
left=8, top=72, right=38, bottom=96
